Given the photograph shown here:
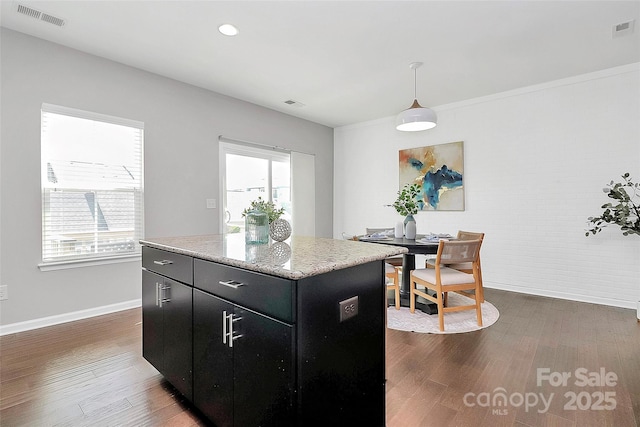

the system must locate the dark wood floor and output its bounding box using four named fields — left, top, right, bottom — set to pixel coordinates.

left=1, top=288, right=638, bottom=426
